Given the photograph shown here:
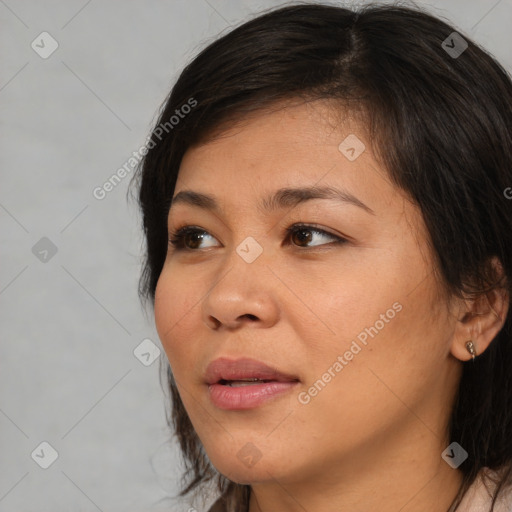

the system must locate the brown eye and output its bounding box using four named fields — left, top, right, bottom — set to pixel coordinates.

left=290, top=228, right=313, bottom=247
left=168, top=224, right=347, bottom=252
left=183, top=231, right=205, bottom=249
left=168, top=227, right=217, bottom=250
left=286, top=224, right=346, bottom=248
